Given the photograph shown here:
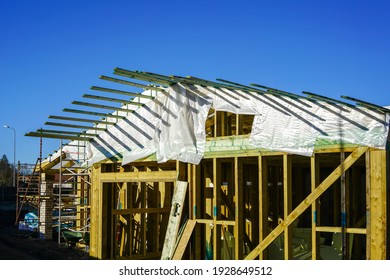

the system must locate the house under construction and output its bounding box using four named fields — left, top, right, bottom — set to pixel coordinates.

left=20, top=68, right=390, bottom=260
